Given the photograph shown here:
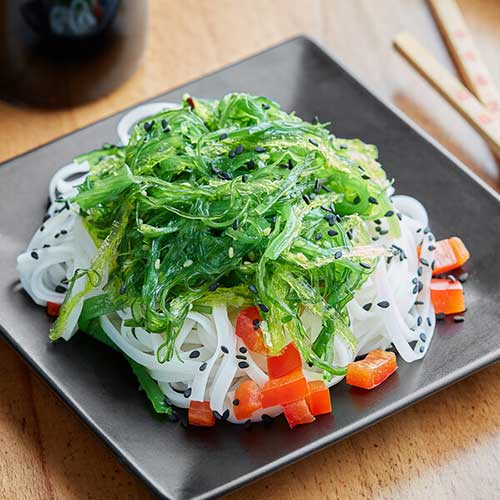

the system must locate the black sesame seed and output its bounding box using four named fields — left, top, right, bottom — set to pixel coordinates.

left=412, top=277, right=418, bottom=284
left=362, top=174, right=371, bottom=180
left=416, top=228, right=422, bottom=233
left=229, top=149, right=236, bottom=158
left=247, top=159, right=255, bottom=169
left=458, top=272, right=469, bottom=283
left=360, top=262, right=371, bottom=270
left=417, top=281, right=423, bottom=293
left=232, top=219, right=239, bottom=230
left=235, top=144, right=244, bottom=155
left=131, top=328, right=137, bottom=339
left=314, top=179, right=321, bottom=193
left=40, top=225, right=45, bottom=232
left=144, top=121, right=153, bottom=132
left=219, top=132, right=228, bottom=140
left=309, top=138, right=319, bottom=147
left=328, top=229, right=338, bottom=237
left=427, top=316, right=432, bottom=327
left=315, top=232, right=323, bottom=241
left=420, top=258, right=429, bottom=267
left=43, top=244, right=51, bottom=248
left=208, top=282, right=220, bottom=292
left=384, top=210, right=394, bottom=217
left=368, top=196, right=378, bottom=205
left=417, top=267, right=423, bottom=277
left=288, top=158, right=294, bottom=169
left=31, top=251, right=39, bottom=260
left=419, top=346, right=425, bottom=353
left=334, top=250, right=343, bottom=259
left=417, top=316, right=423, bottom=326
left=248, top=284, right=258, bottom=294
left=362, top=303, right=372, bottom=311
left=236, top=354, right=247, bottom=360
left=239, top=346, right=248, bottom=354
left=238, top=361, right=250, bottom=369
left=435, top=312, right=445, bottom=321
left=372, top=236, right=379, bottom=241
left=161, top=119, right=168, bottom=129
left=419, top=332, right=427, bottom=342
left=453, top=315, right=465, bottom=323
left=119, top=283, right=127, bottom=295
left=258, top=303, right=269, bottom=313
left=233, top=399, right=240, bottom=406
left=412, top=285, right=418, bottom=294
left=377, top=301, right=390, bottom=309
left=415, top=300, right=424, bottom=305
left=241, top=174, right=248, bottom=183
left=252, top=319, right=261, bottom=330
left=428, top=245, right=436, bottom=251
left=302, top=194, right=311, bottom=205
left=397, top=212, right=403, bottom=221
left=183, top=387, right=192, bottom=398
left=189, top=350, right=200, bottom=359
left=254, top=146, right=266, bottom=153
left=431, top=261, right=436, bottom=270
left=221, top=345, right=229, bottom=354
left=375, top=226, right=382, bottom=233
left=262, top=103, right=270, bottom=110
left=55, top=285, right=67, bottom=293
left=199, top=362, right=207, bottom=371
left=353, top=195, right=361, bottom=205
left=379, top=229, right=389, bottom=235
